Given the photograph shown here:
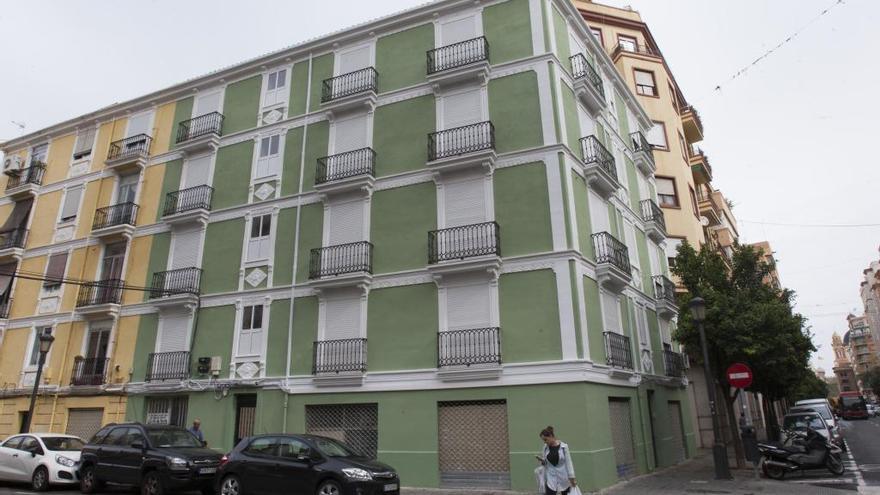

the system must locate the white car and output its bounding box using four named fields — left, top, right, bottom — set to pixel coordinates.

left=0, top=432, right=84, bottom=491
